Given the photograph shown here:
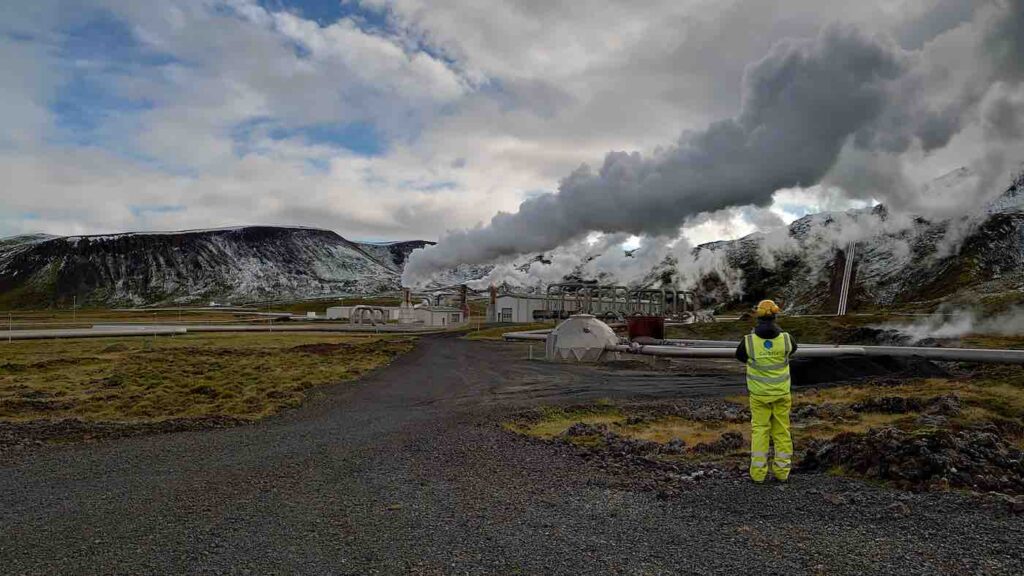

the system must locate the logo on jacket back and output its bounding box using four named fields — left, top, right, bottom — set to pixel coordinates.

left=763, top=340, right=773, bottom=349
